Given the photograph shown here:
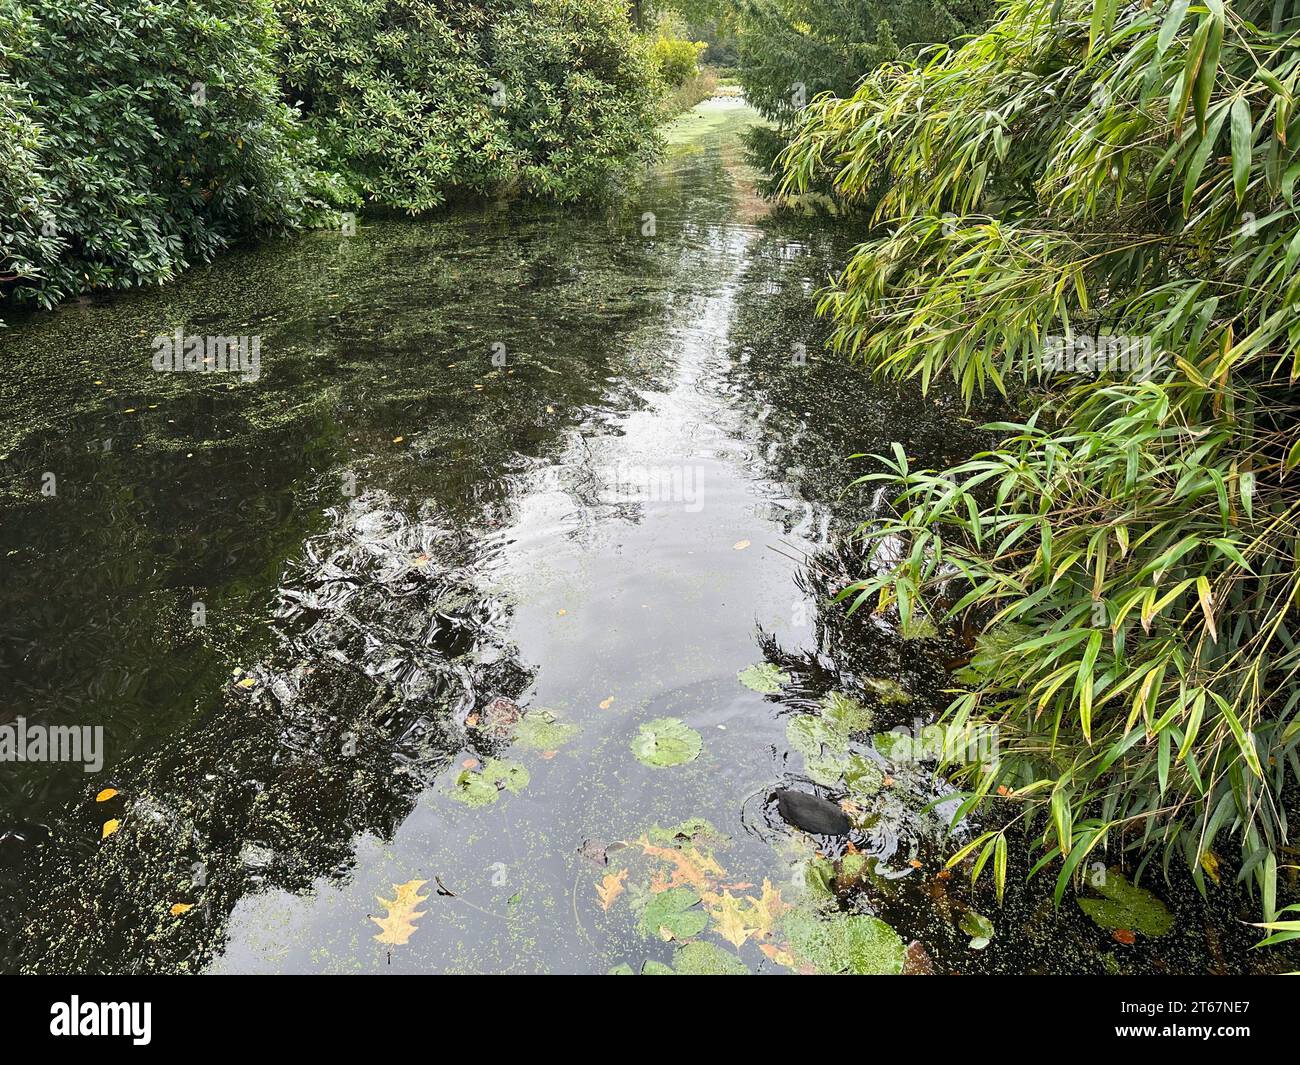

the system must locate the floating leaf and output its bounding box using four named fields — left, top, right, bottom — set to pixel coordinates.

left=1077, top=867, right=1173, bottom=936
left=673, top=940, right=749, bottom=975
left=638, top=835, right=726, bottom=891
left=641, top=886, right=708, bottom=941
left=863, top=676, right=911, bottom=705
left=960, top=909, right=995, bottom=950
left=599, top=696, right=614, bottom=710
left=101, top=820, right=120, bottom=839
left=747, top=879, right=788, bottom=935
left=95, top=788, right=118, bottom=802
left=449, top=758, right=530, bottom=806
left=781, top=910, right=905, bottom=975
left=513, top=709, right=579, bottom=751
left=733, top=539, right=751, bottom=550
left=597, top=869, right=629, bottom=911
left=737, top=662, right=790, bottom=694
left=760, top=942, right=796, bottom=967
left=169, top=903, right=193, bottom=916
left=476, top=696, right=522, bottom=739
left=707, top=890, right=759, bottom=948
left=371, top=879, right=429, bottom=945
left=631, top=717, right=702, bottom=768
